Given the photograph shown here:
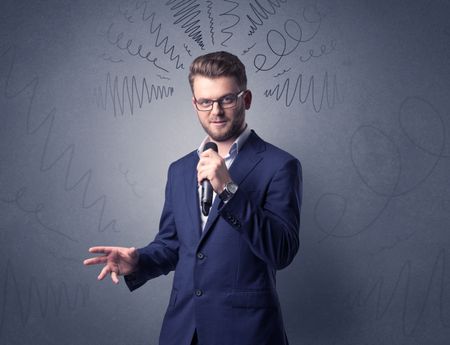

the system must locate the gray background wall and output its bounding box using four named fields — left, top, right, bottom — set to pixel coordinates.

left=1, top=0, right=449, bottom=344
